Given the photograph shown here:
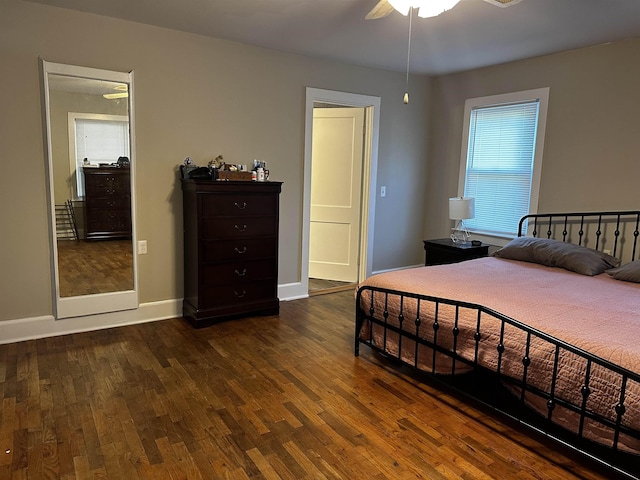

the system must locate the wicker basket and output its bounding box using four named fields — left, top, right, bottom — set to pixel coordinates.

left=217, top=170, right=253, bottom=181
